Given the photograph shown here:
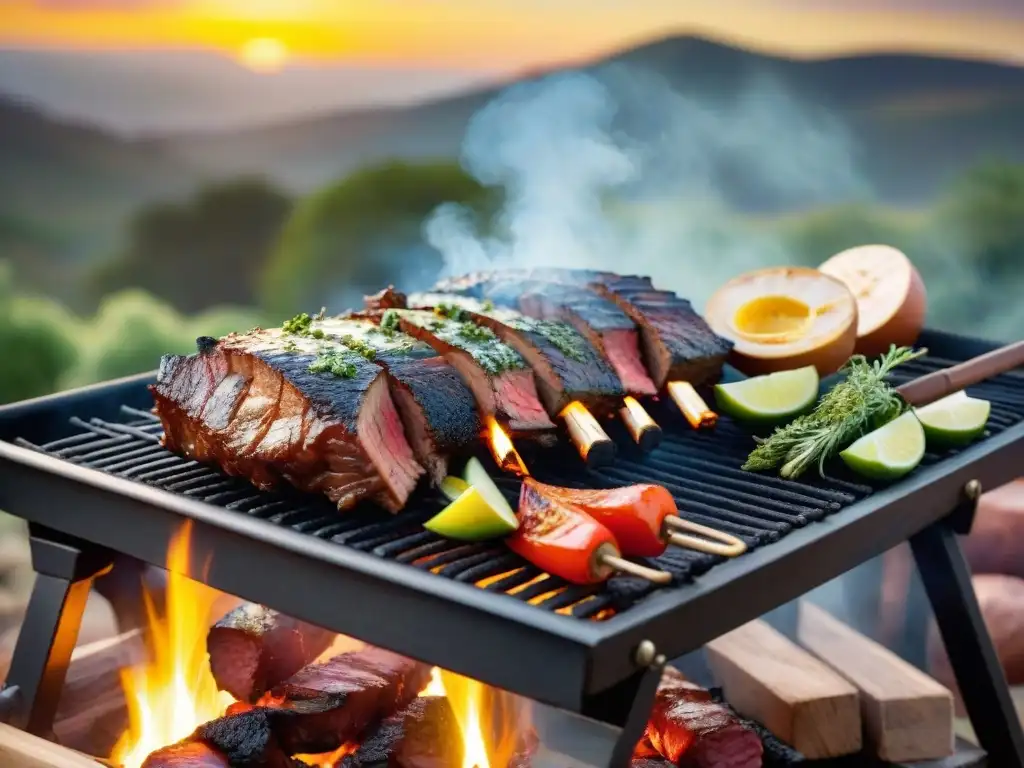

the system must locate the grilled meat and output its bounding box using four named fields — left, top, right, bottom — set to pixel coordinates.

left=646, top=669, right=763, bottom=768
left=338, top=696, right=464, bottom=768
left=142, top=708, right=299, bottom=768
left=408, top=293, right=625, bottom=415
left=263, top=646, right=433, bottom=754
left=432, top=270, right=729, bottom=391
left=314, top=316, right=481, bottom=485
left=360, top=306, right=555, bottom=434
left=151, top=326, right=424, bottom=513
left=207, top=604, right=336, bottom=703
